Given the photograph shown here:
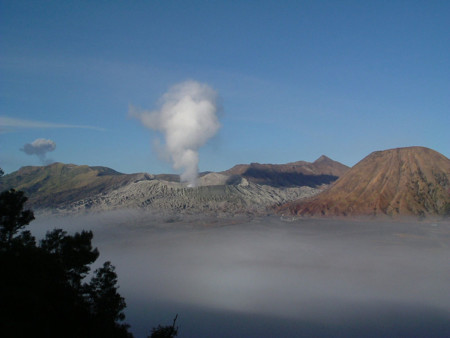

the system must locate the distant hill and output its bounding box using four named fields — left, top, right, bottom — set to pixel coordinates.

left=282, top=147, right=450, bottom=217
left=222, top=155, right=349, bottom=187
left=0, top=162, right=152, bottom=208
left=0, top=161, right=323, bottom=214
